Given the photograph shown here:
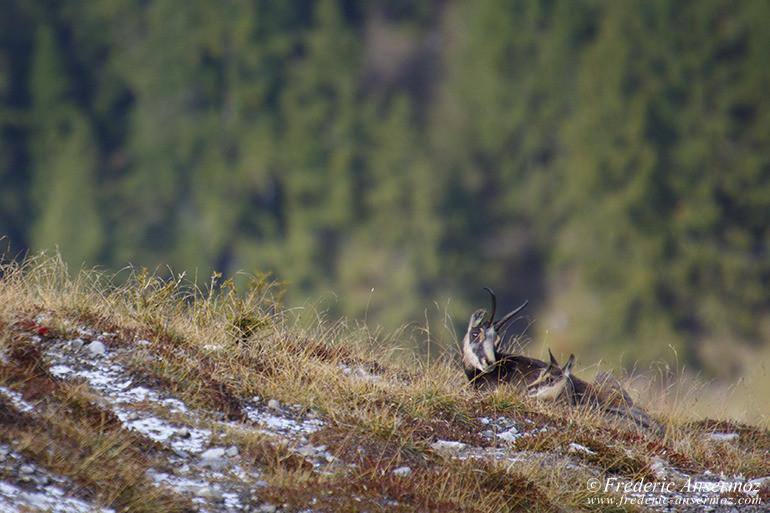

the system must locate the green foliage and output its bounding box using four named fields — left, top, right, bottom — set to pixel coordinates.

left=27, top=24, right=105, bottom=266
left=0, top=0, right=768, bottom=377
